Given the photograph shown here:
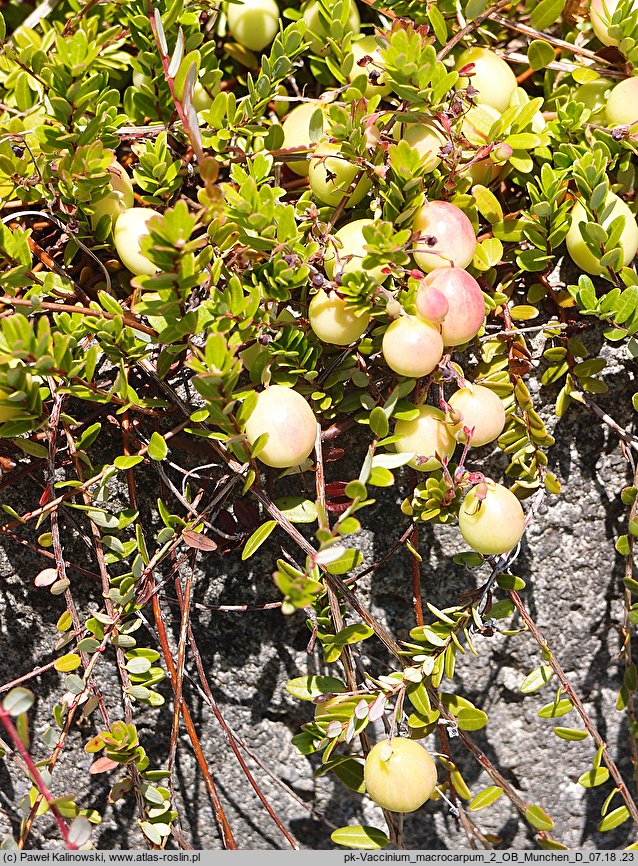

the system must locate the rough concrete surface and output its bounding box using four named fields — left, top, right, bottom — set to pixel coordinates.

left=0, top=335, right=637, bottom=850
